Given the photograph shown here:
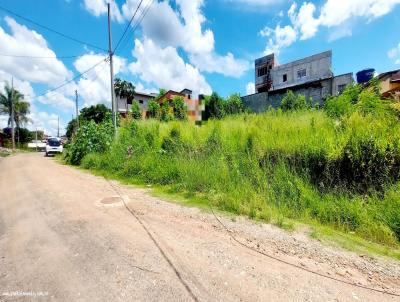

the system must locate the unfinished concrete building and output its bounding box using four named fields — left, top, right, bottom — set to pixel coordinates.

left=244, top=51, right=353, bottom=112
